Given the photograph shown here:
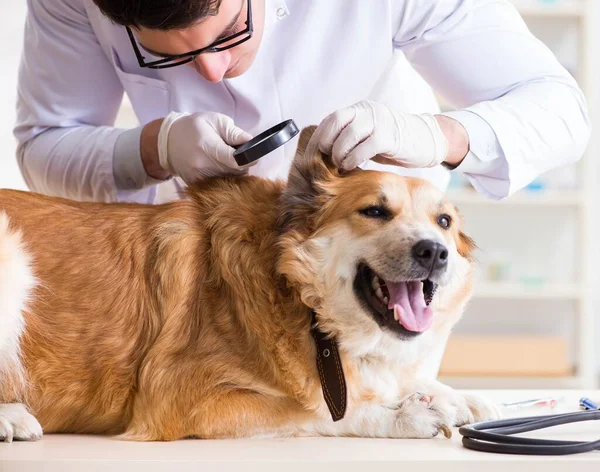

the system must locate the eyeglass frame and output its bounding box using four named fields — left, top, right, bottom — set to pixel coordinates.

left=126, top=0, right=253, bottom=70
